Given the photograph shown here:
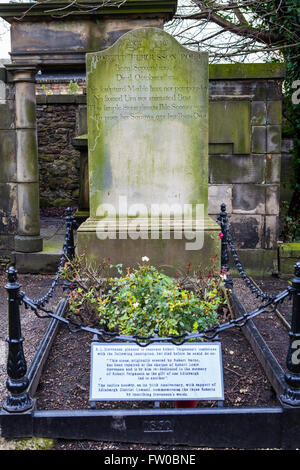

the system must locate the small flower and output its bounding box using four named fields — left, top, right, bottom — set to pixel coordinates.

left=142, top=256, right=149, bottom=262
left=218, top=232, right=224, bottom=239
left=133, top=302, right=139, bottom=308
